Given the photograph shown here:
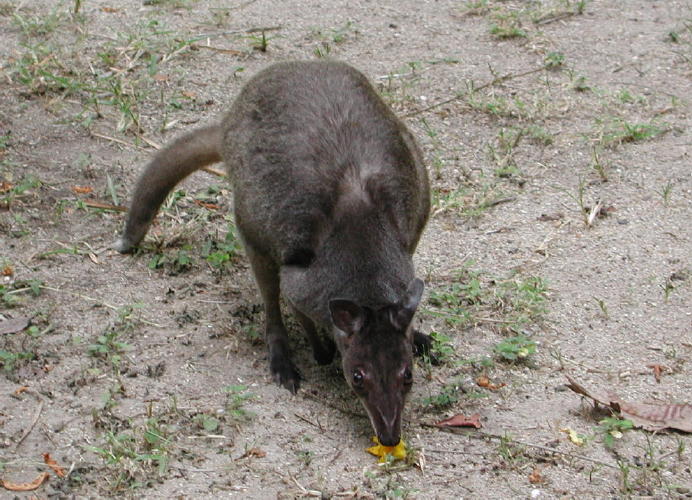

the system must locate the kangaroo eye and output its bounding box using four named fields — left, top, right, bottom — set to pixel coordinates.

left=352, top=369, right=364, bottom=386
left=403, top=367, right=413, bottom=384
